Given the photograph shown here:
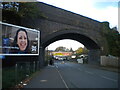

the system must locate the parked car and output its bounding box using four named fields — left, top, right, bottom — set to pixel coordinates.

left=58, top=57, right=63, bottom=60
left=77, top=58, right=83, bottom=64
